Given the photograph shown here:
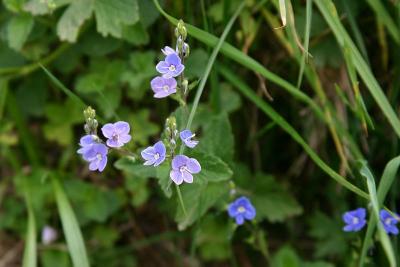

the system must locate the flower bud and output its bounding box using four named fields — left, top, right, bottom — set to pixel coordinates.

left=83, top=106, right=96, bottom=120
left=176, top=20, right=187, bottom=40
